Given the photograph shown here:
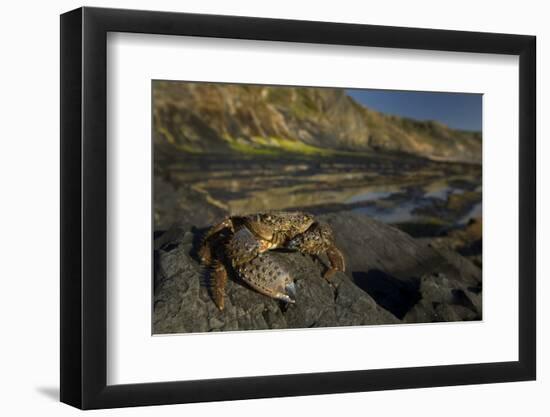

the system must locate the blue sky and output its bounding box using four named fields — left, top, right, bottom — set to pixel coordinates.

left=346, top=89, right=482, bottom=132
